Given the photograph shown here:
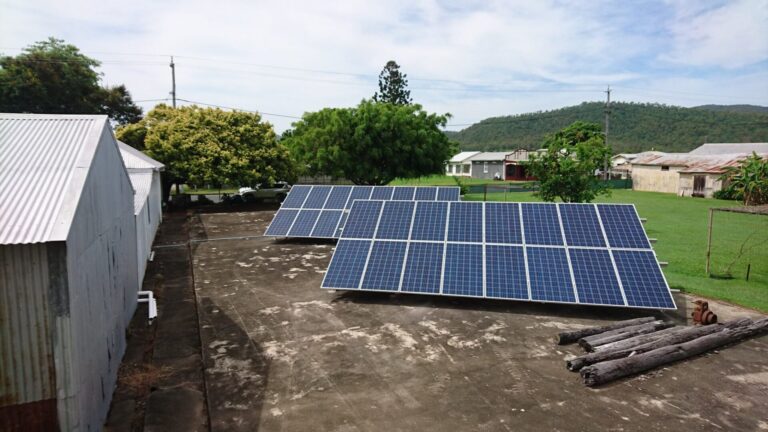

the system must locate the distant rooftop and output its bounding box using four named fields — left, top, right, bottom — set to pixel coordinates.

left=448, top=151, right=480, bottom=163
left=689, top=143, right=768, bottom=155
